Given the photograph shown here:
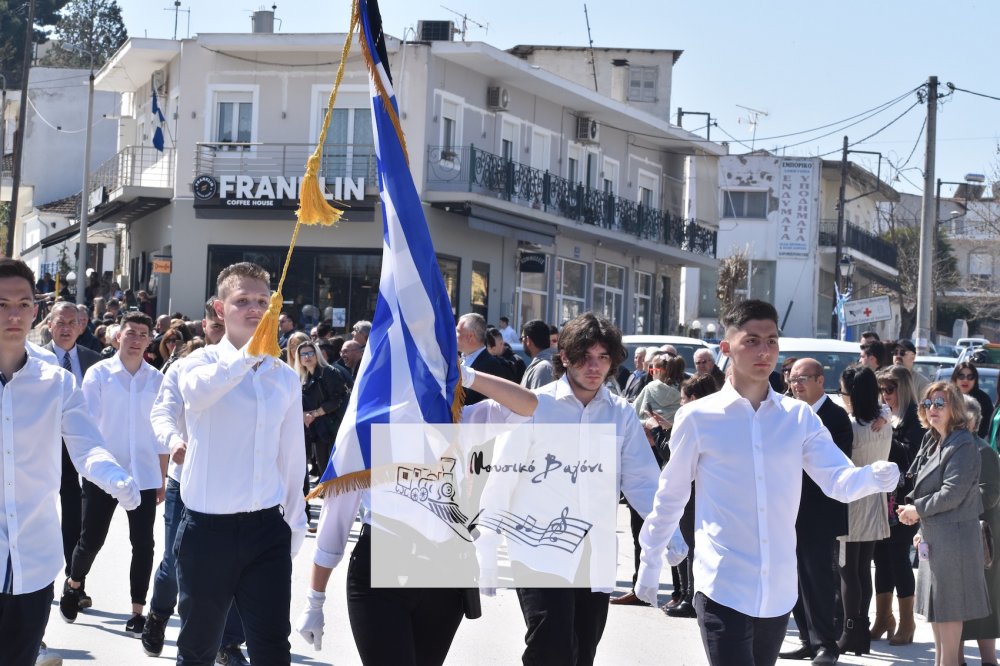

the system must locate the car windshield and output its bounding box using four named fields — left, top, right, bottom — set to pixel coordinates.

left=621, top=343, right=706, bottom=374
left=913, top=359, right=955, bottom=383
left=775, top=351, right=861, bottom=394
